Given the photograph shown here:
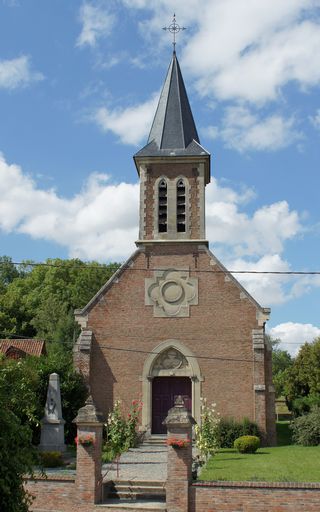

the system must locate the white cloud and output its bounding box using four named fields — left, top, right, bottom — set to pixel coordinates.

left=0, top=55, right=43, bottom=90
left=76, top=2, right=115, bottom=48
left=310, top=108, right=320, bottom=129
left=204, top=178, right=316, bottom=306
left=121, top=1, right=320, bottom=105
left=0, top=154, right=139, bottom=261
left=269, top=322, right=320, bottom=356
left=226, top=254, right=292, bottom=306
left=91, top=1, right=320, bottom=153
left=93, top=92, right=159, bottom=145
left=181, top=1, right=320, bottom=105
left=206, top=179, right=301, bottom=258
left=0, top=153, right=318, bottom=306
left=208, top=107, right=302, bottom=152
